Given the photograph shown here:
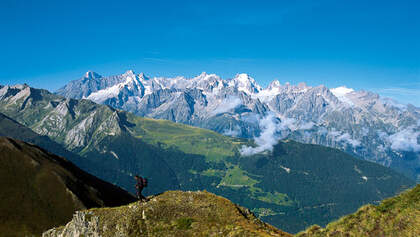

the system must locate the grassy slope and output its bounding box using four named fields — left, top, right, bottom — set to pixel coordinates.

left=127, top=114, right=246, bottom=162
left=296, top=184, right=420, bottom=237
left=0, top=137, right=136, bottom=236
left=44, top=190, right=291, bottom=237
